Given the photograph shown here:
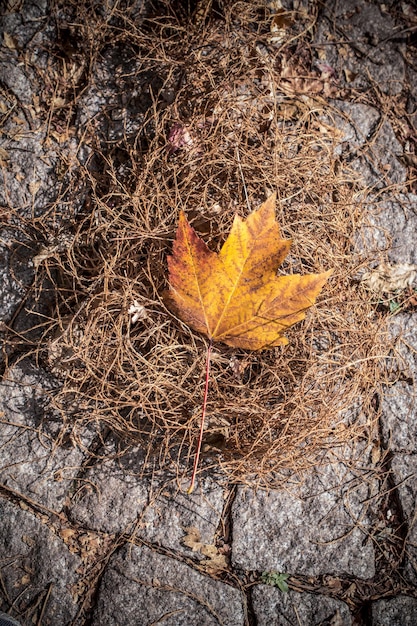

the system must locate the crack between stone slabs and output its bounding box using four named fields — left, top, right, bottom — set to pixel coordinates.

left=291, top=389, right=414, bottom=620
left=229, top=388, right=414, bottom=625
left=72, top=485, right=252, bottom=626
left=71, top=533, right=126, bottom=626
left=373, top=390, right=410, bottom=575
left=71, top=482, right=251, bottom=624
left=0, top=482, right=68, bottom=525
left=212, top=484, right=257, bottom=626
left=100, top=531, right=253, bottom=624
left=61, top=426, right=114, bottom=516
left=78, top=548, right=231, bottom=626
left=0, top=463, right=250, bottom=621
